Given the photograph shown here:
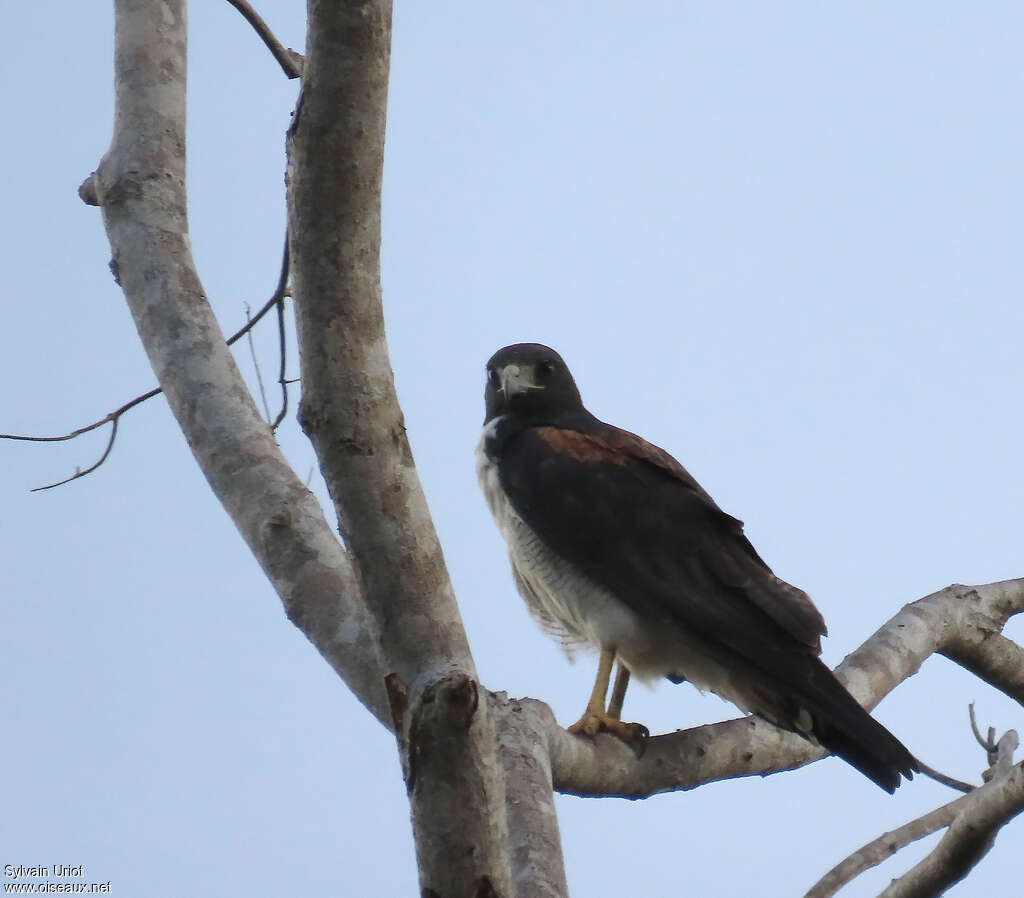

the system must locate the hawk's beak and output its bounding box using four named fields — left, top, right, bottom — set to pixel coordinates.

left=499, top=363, right=542, bottom=397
